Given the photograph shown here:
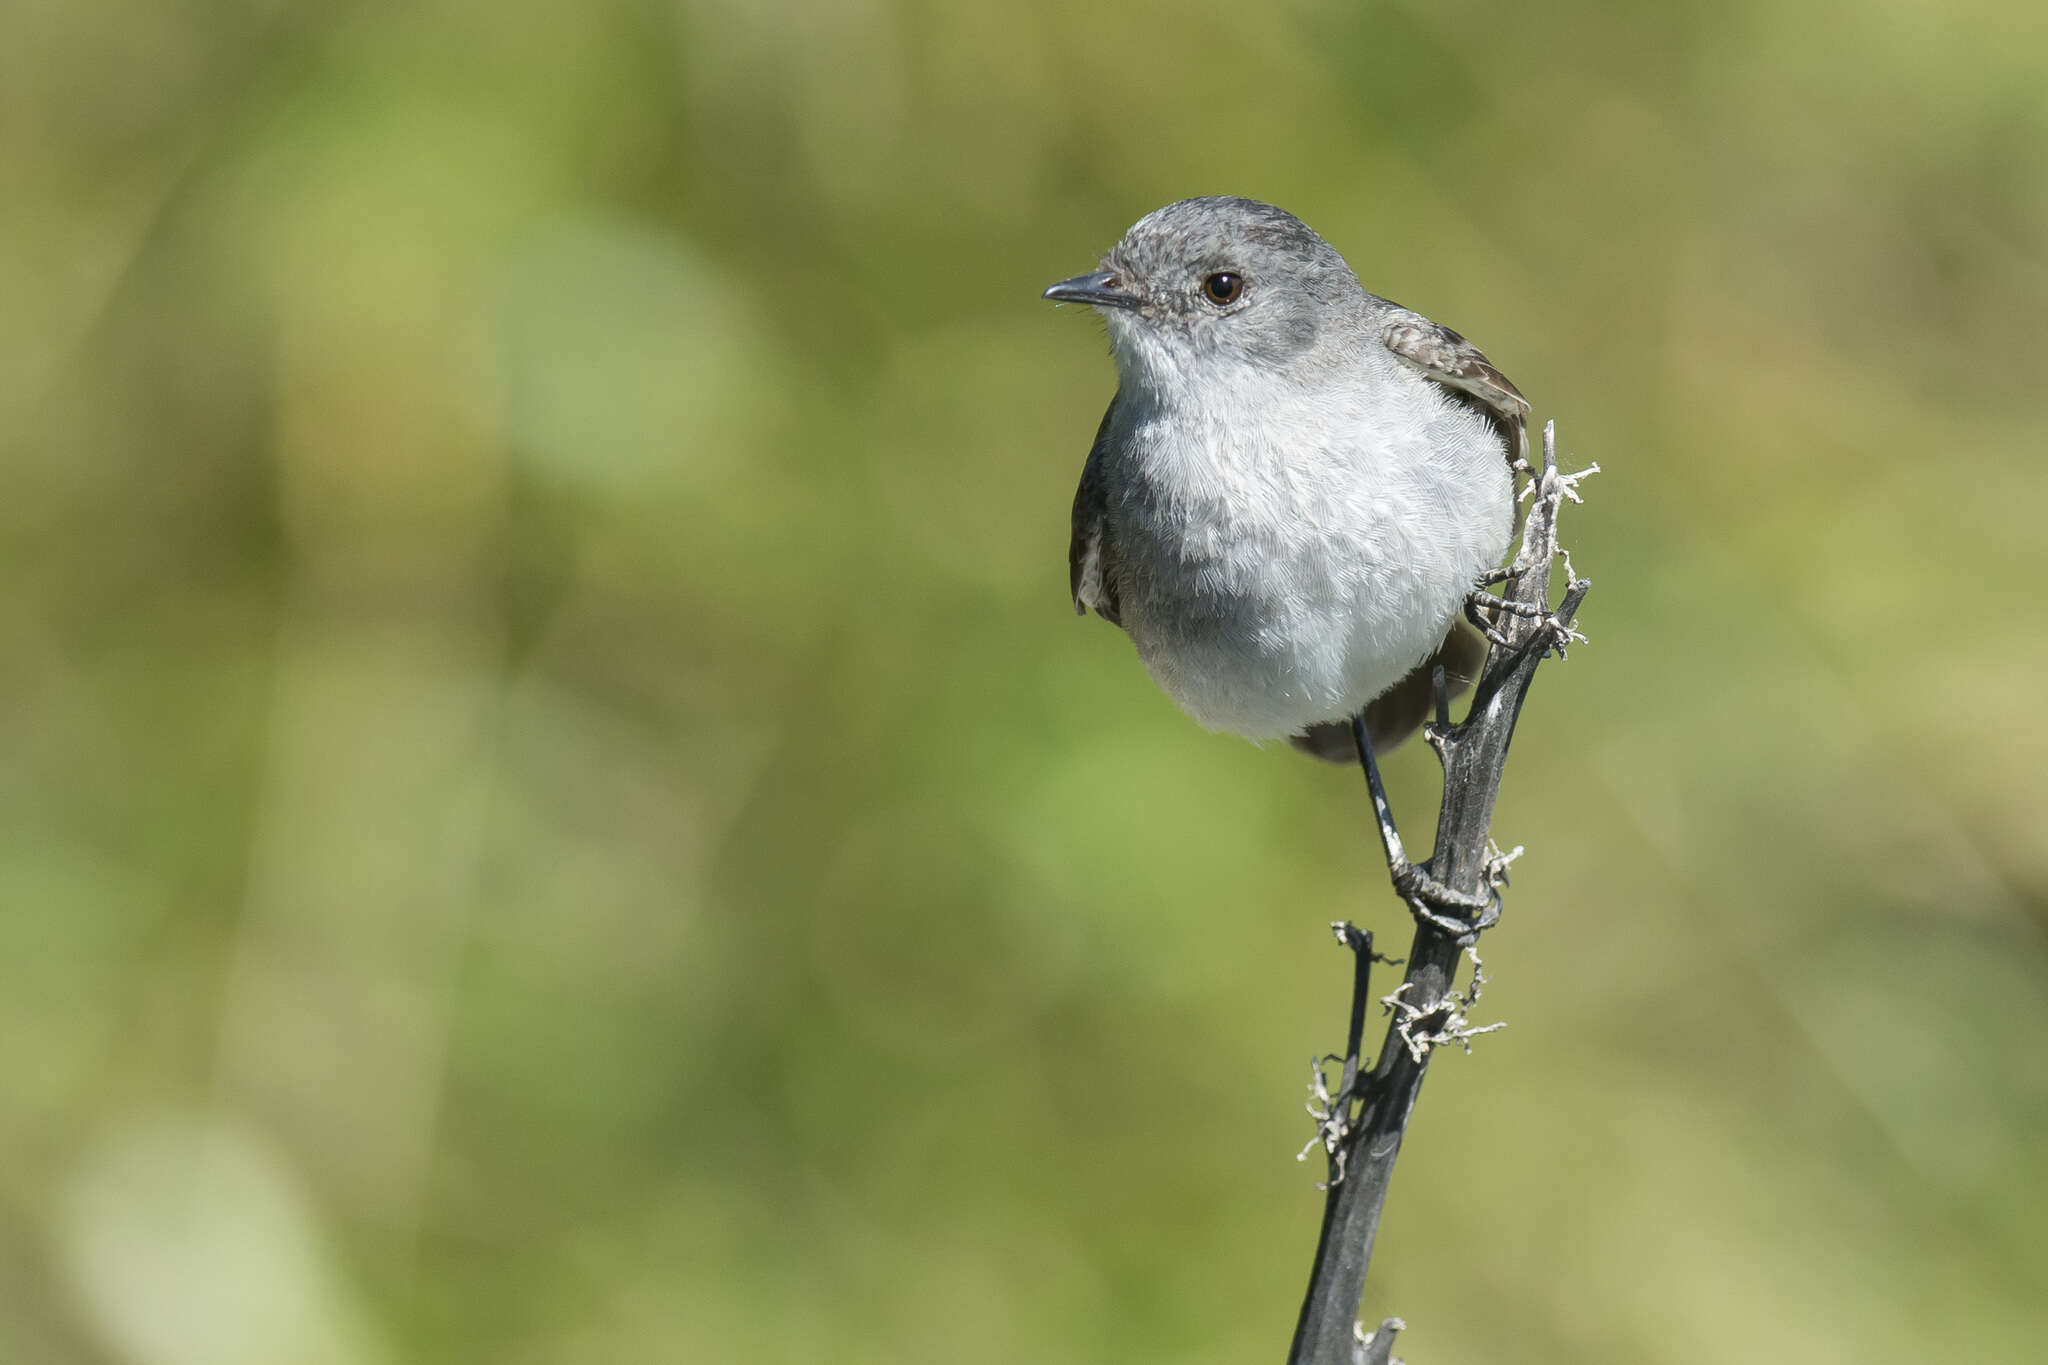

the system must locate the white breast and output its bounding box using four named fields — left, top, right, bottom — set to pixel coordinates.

left=1110, top=368, right=1513, bottom=739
